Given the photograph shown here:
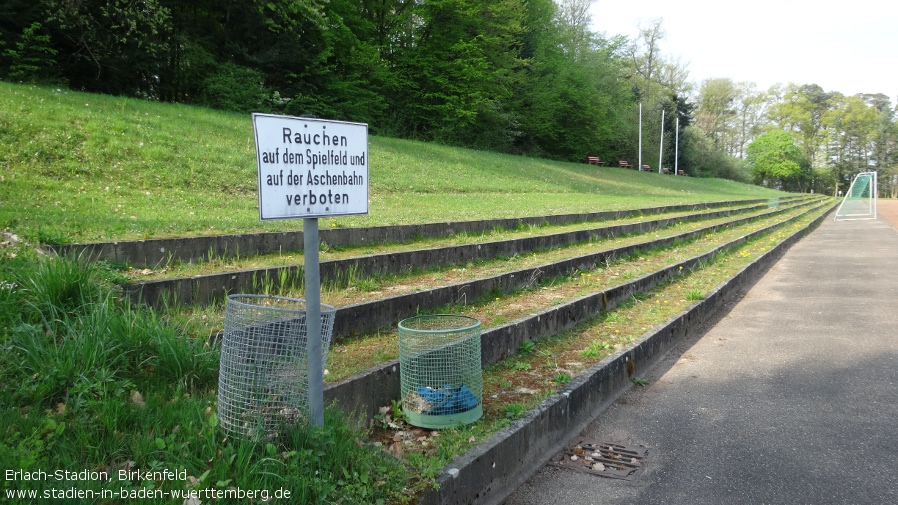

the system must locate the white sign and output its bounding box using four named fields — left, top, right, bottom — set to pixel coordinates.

left=252, top=113, right=369, bottom=220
